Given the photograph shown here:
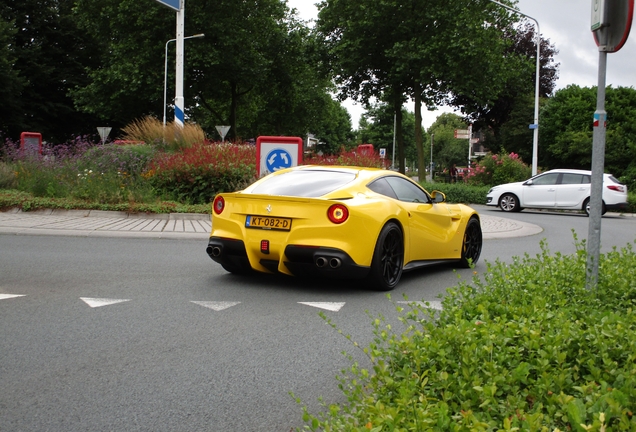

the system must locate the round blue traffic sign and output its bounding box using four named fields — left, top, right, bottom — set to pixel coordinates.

left=265, top=149, right=293, bottom=172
